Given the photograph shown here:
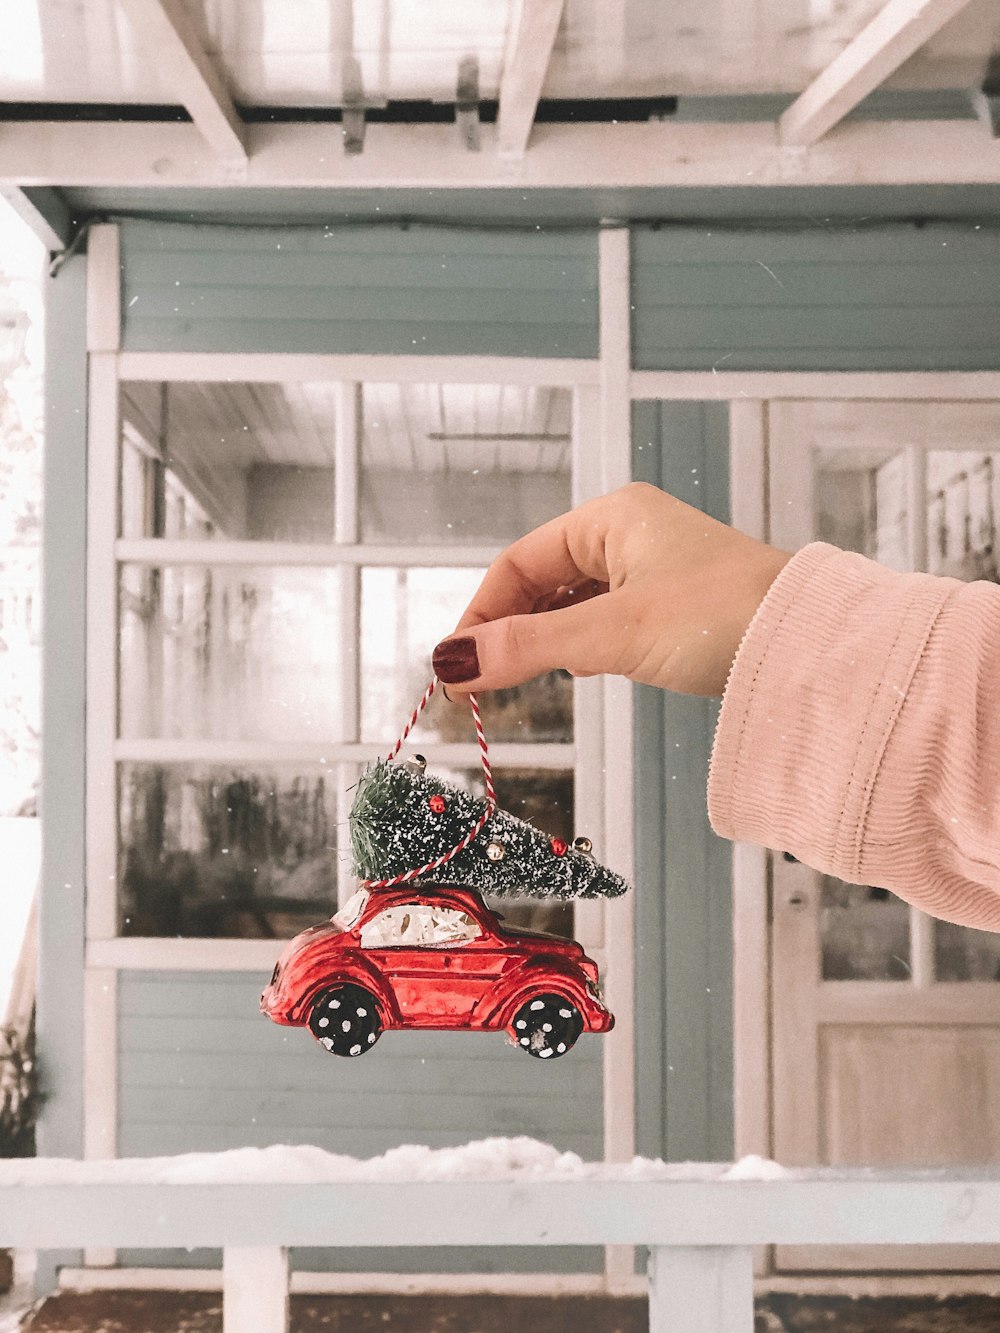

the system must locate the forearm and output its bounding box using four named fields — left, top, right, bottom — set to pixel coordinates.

left=708, top=543, right=1000, bottom=929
